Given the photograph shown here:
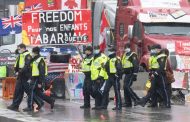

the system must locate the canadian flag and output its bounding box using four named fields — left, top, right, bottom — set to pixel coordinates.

left=99, top=9, right=109, bottom=53
left=61, top=0, right=87, bottom=9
